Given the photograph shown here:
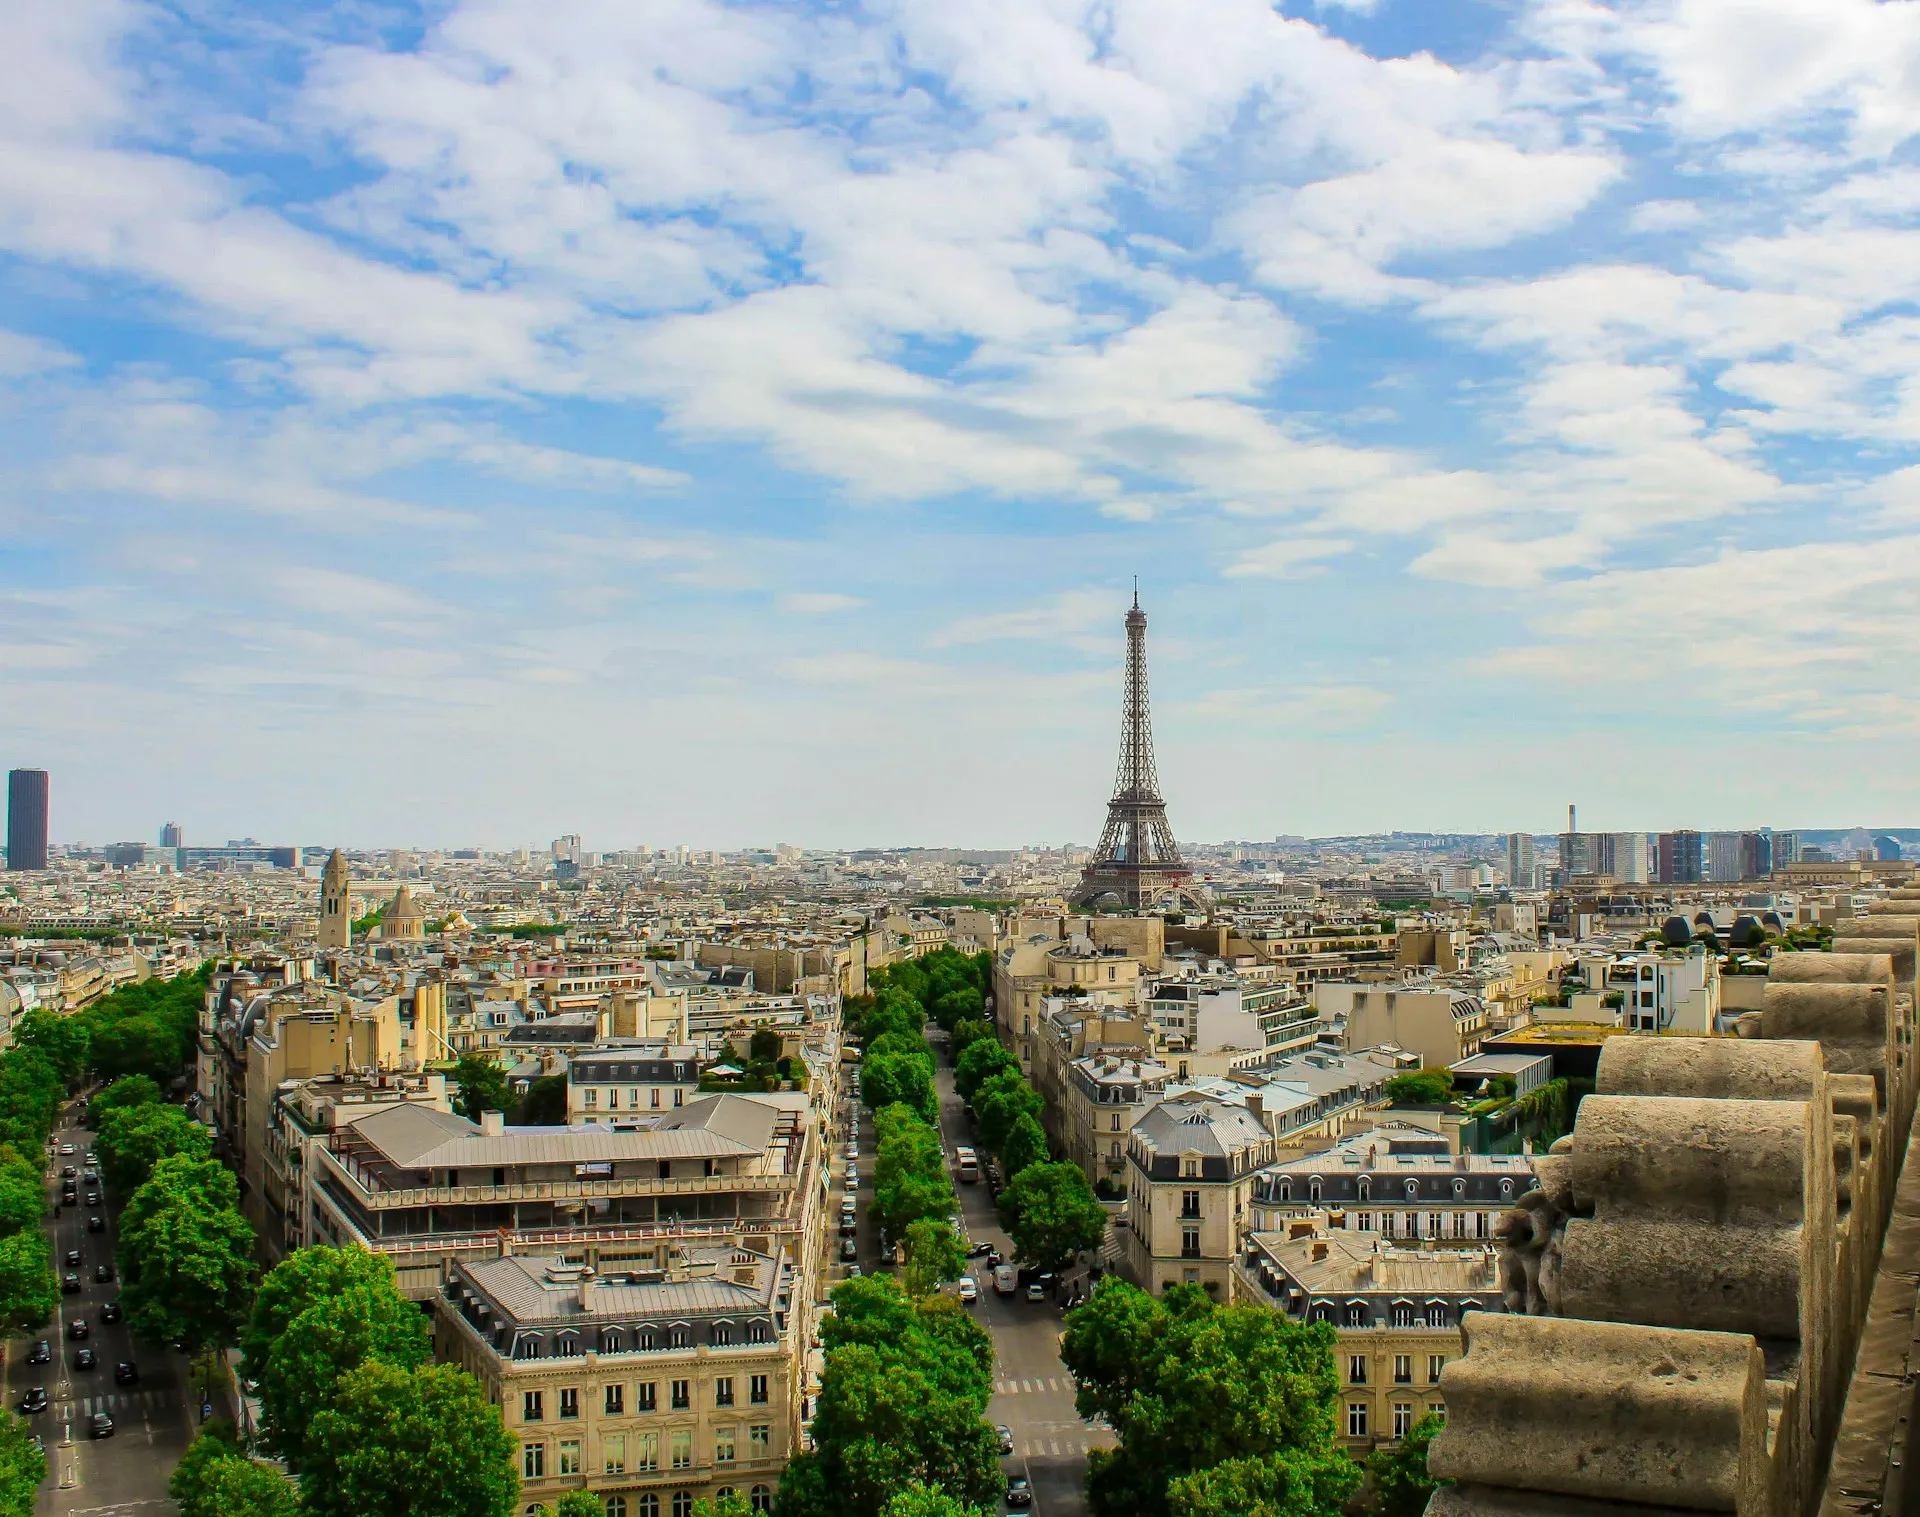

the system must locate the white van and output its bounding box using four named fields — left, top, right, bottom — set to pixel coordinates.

left=993, top=1264, right=1017, bottom=1295
left=954, top=1146, right=979, bottom=1184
